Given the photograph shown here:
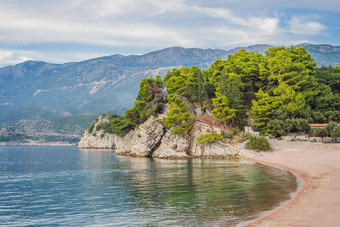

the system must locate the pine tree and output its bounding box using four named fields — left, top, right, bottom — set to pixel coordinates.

left=164, top=97, right=195, bottom=136
left=211, top=92, right=237, bottom=125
